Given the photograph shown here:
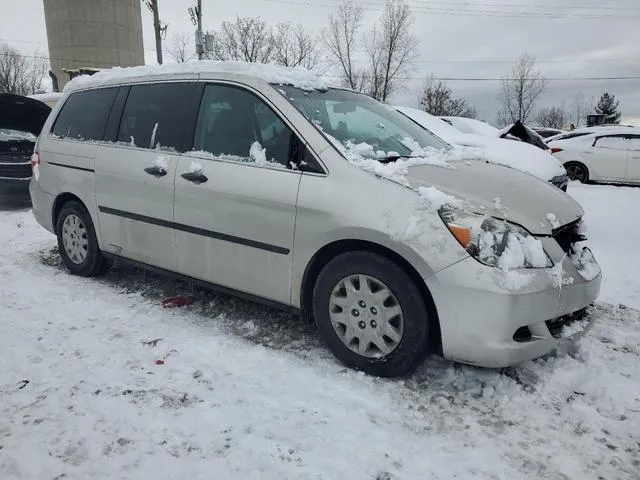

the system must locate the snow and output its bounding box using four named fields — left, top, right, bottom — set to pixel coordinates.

left=441, top=116, right=500, bottom=137
left=1, top=182, right=640, bottom=479
left=249, top=141, right=267, bottom=164
left=185, top=161, right=203, bottom=174
left=568, top=183, right=640, bottom=309
left=63, top=61, right=332, bottom=93
left=546, top=212, right=561, bottom=229
left=397, top=107, right=565, bottom=181
left=26, top=92, right=63, bottom=104
left=152, top=156, right=168, bottom=173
